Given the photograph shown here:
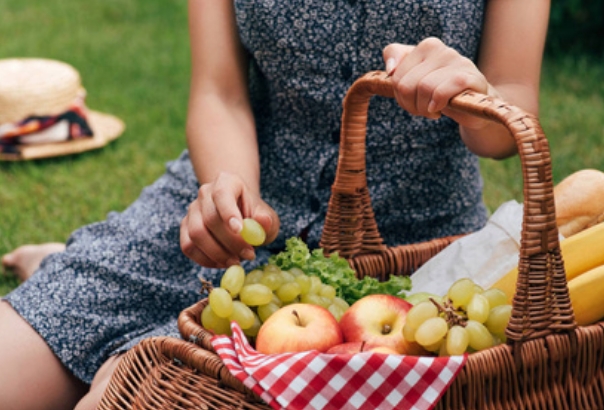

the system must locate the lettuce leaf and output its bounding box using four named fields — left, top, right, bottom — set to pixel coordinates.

left=268, top=237, right=411, bottom=305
